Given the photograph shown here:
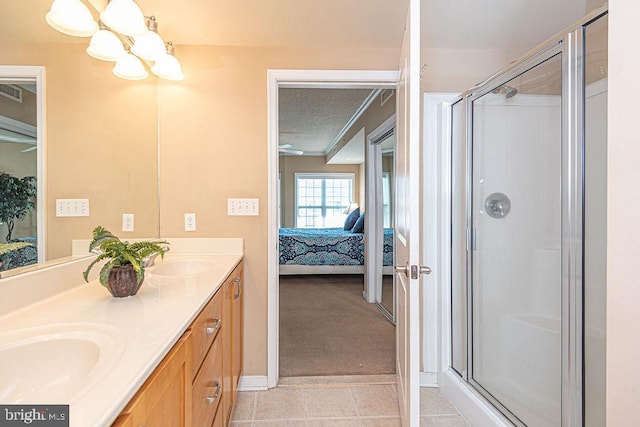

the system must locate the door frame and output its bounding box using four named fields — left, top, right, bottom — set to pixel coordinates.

left=267, top=69, right=399, bottom=388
